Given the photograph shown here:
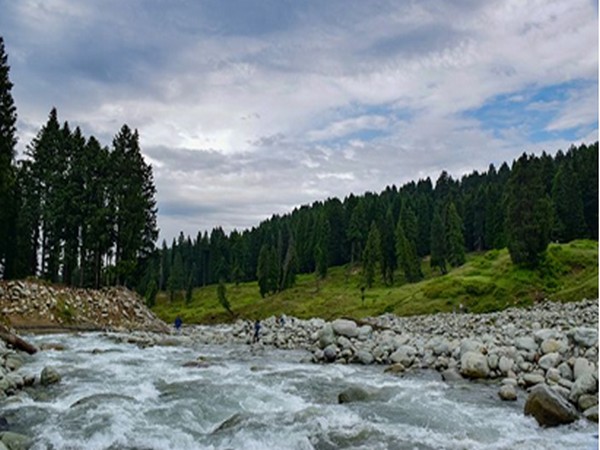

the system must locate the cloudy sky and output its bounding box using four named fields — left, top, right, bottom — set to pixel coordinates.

left=1, top=0, right=597, bottom=243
